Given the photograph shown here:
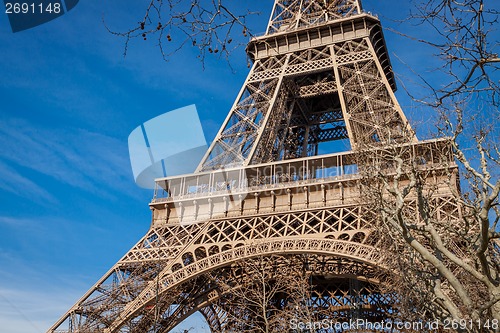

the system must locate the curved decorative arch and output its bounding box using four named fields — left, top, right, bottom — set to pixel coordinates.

left=105, top=237, right=385, bottom=332
left=157, top=256, right=385, bottom=333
